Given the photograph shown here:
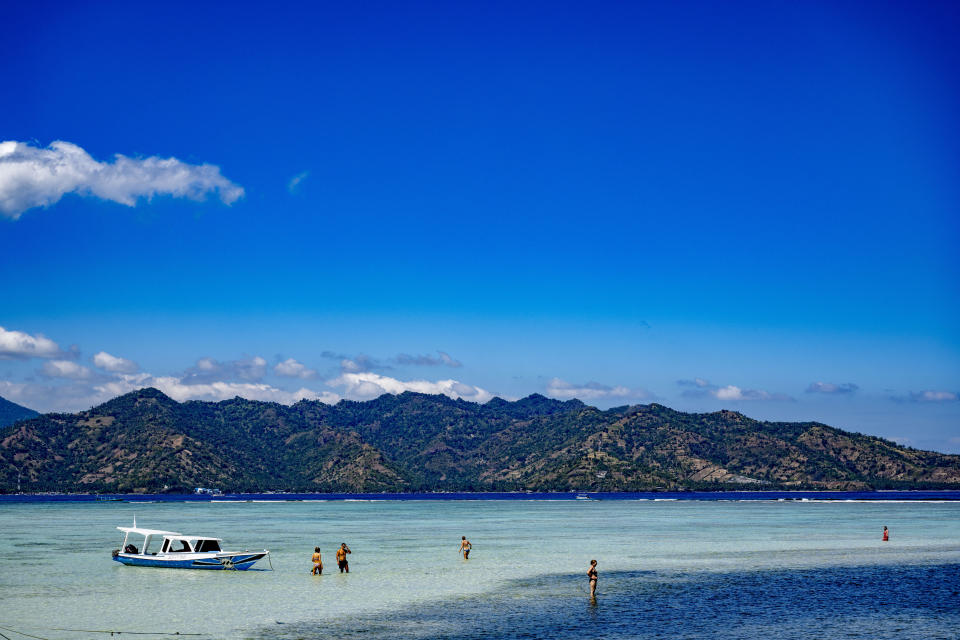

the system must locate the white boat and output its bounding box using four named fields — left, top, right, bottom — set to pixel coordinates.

left=112, top=519, right=269, bottom=570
